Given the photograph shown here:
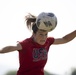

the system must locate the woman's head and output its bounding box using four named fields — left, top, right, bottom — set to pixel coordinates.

left=33, top=29, right=48, bottom=45
left=25, top=13, right=48, bottom=45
